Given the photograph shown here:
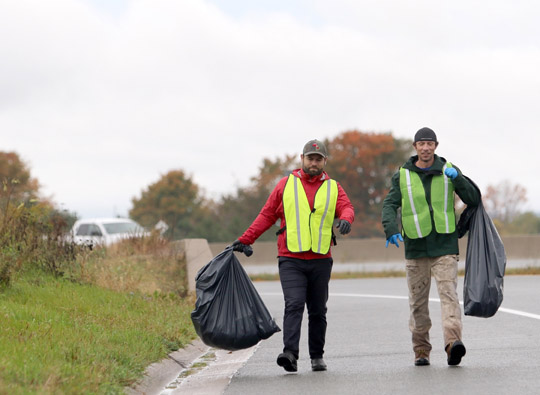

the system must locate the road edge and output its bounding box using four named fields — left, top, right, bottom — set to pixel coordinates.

left=125, top=339, right=210, bottom=395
